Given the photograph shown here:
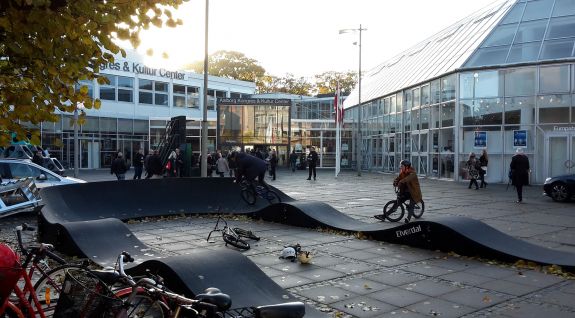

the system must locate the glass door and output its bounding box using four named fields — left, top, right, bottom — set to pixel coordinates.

left=545, top=133, right=575, bottom=178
